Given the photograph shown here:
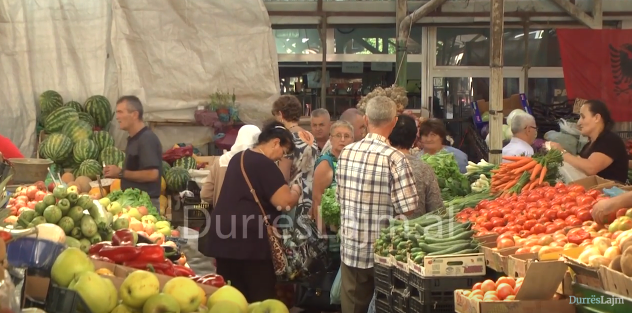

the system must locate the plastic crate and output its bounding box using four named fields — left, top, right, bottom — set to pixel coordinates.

left=45, top=282, right=92, bottom=313
left=375, top=289, right=391, bottom=313
left=392, top=266, right=408, bottom=289
left=391, top=288, right=409, bottom=313
left=7, top=237, right=65, bottom=272
left=374, top=263, right=393, bottom=287
left=409, top=296, right=455, bottom=313
left=408, top=274, right=480, bottom=306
